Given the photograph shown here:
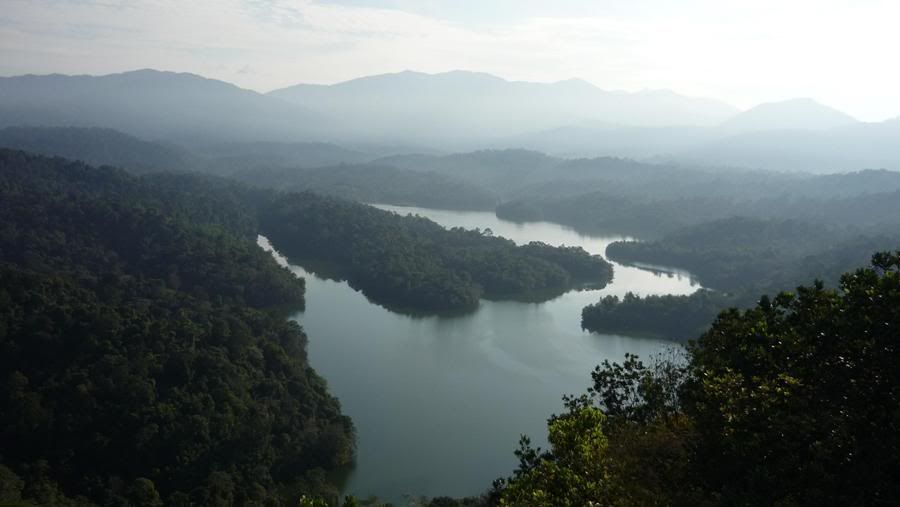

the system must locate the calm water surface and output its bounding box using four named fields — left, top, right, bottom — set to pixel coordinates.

left=259, top=205, right=699, bottom=503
